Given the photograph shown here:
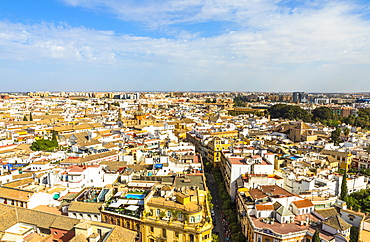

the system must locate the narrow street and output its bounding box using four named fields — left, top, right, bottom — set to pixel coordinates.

left=206, top=173, right=227, bottom=242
